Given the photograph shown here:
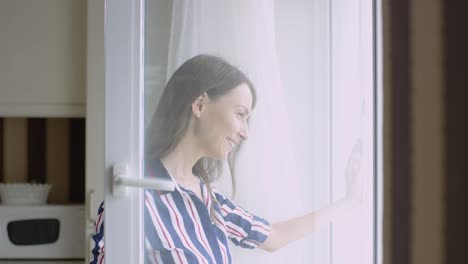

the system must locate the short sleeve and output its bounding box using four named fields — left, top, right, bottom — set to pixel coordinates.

left=89, top=202, right=105, bottom=264
left=214, top=192, right=271, bottom=249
